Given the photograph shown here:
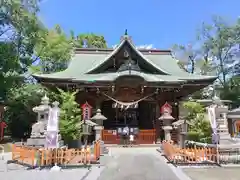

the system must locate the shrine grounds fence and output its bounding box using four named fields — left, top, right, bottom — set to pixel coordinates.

left=161, top=140, right=240, bottom=166
left=8, top=140, right=101, bottom=169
